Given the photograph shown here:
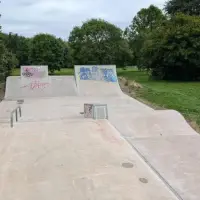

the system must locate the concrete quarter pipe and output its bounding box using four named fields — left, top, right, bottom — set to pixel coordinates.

left=0, top=65, right=200, bottom=200
left=75, top=65, right=123, bottom=96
